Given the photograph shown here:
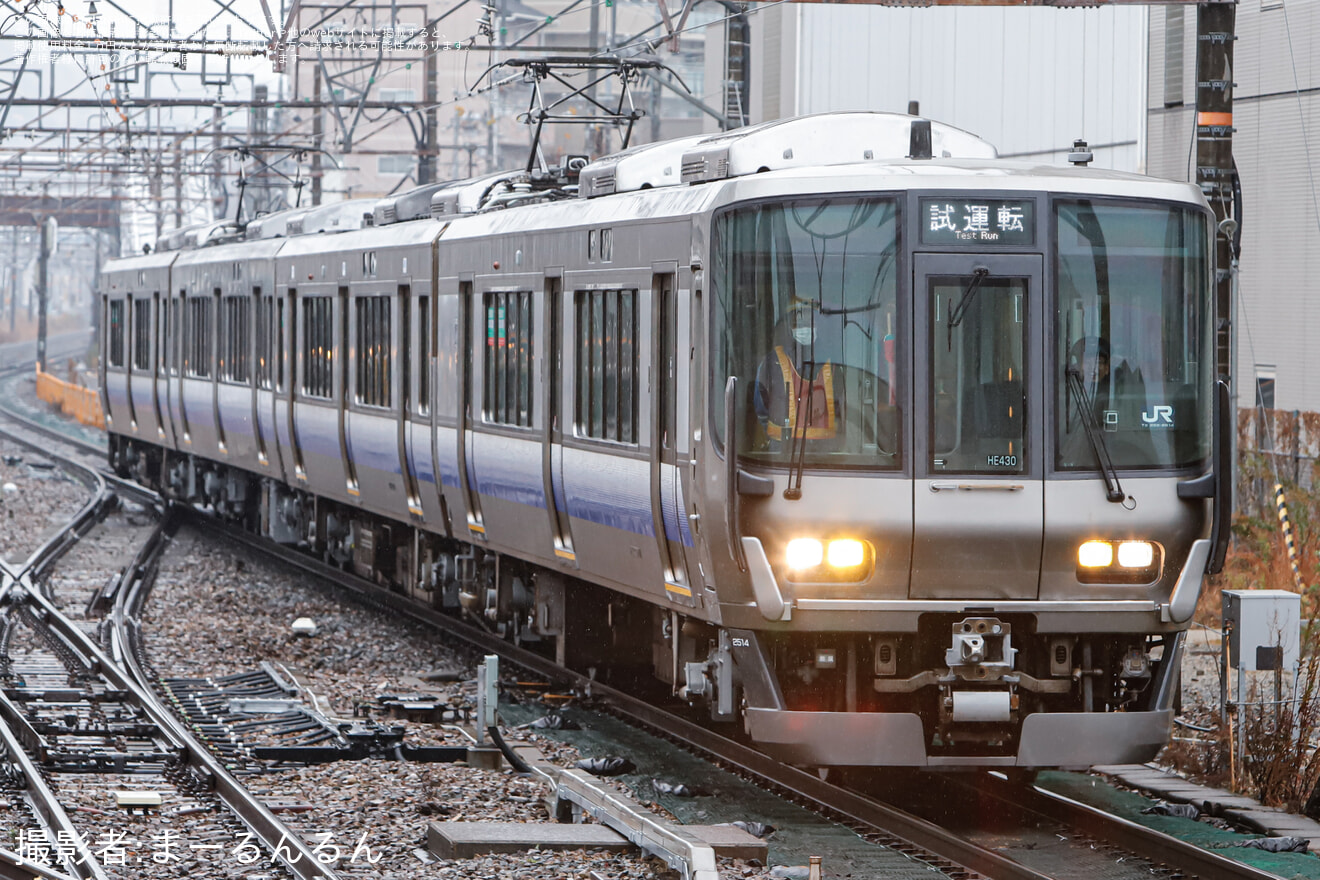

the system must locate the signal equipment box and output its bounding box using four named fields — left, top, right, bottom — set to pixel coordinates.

left=1222, top=590, right=1301, bottom=671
